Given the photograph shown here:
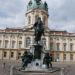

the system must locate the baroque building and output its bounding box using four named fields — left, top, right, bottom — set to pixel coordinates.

left=0, top=0, right=75, bottom=62
left=0, top=0, right=50, bottom=60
